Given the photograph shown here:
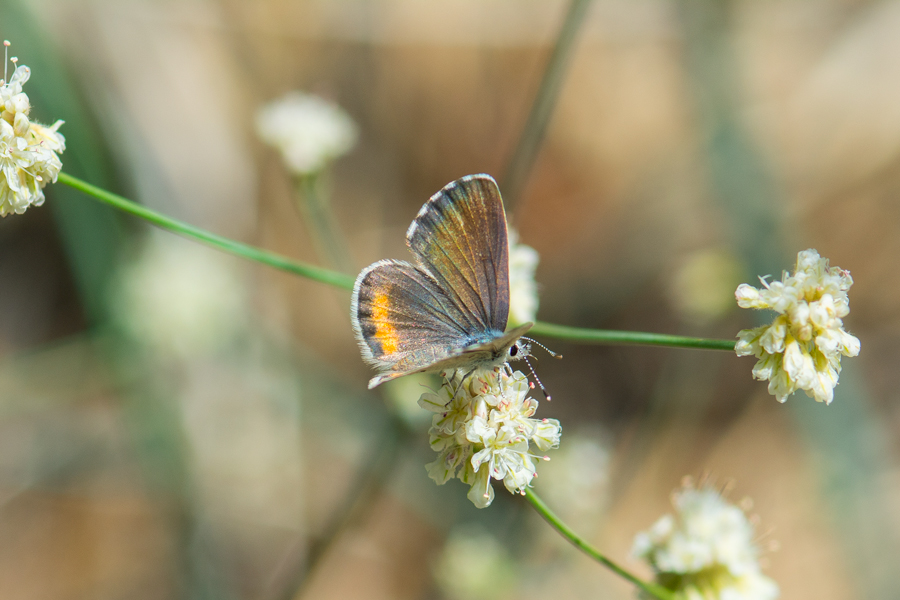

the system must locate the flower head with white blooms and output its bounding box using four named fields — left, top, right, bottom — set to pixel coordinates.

left=634, top=480, right=779, bottom=600
left=0, top=42, right=65, bottom=217
left=255, top=91, right=357, bottom=177
left=734, top=249, right=859, bottom=405
left=419, top=367, right=561, bottom=508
